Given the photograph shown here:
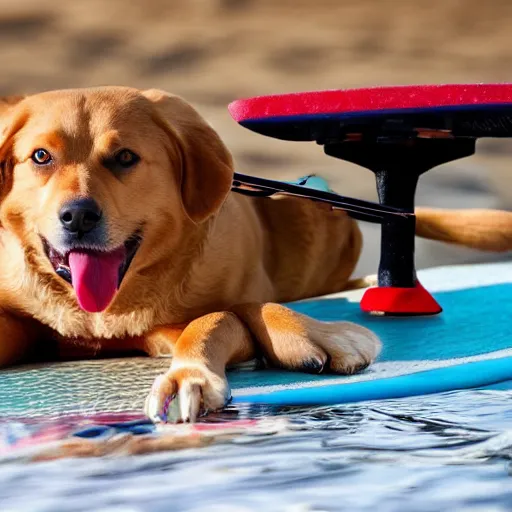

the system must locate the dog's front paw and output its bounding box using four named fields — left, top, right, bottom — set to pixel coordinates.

left=312, top=320, right=381, bottom=375
left=232, top=303, right=381, bottom=377
left=144, top=363, right=231, bottom=423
